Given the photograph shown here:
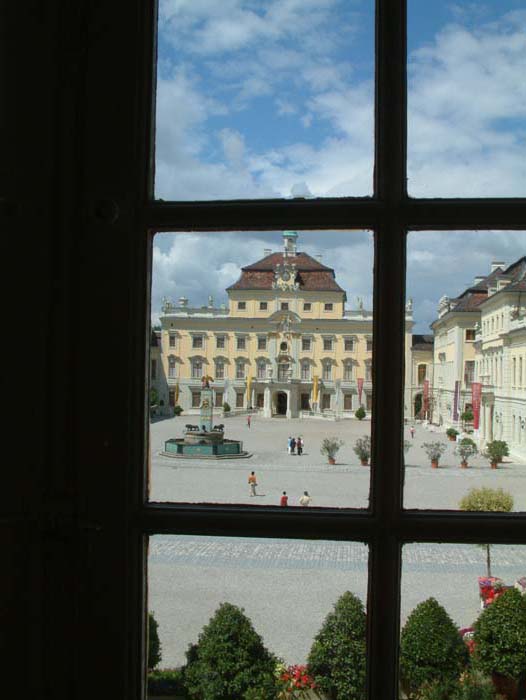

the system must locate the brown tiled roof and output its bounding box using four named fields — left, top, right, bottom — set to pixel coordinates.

left=450, top=291, right=487, bottom=312
left=227, top=251, right=345, bottom=293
